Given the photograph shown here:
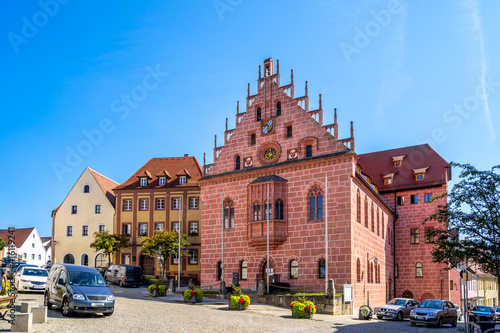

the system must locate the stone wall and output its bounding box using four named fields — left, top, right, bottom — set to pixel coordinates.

left=258, top=295, right=352, bottom=315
